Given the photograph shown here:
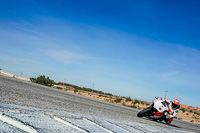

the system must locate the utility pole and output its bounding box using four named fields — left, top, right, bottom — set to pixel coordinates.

left=92, top=83, right=94, bottom=89
left=63, top=78, right=66, bottom=86
left=164, top=91, right=168, bottom=99
left=92, top=83, right=94, bottom=94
